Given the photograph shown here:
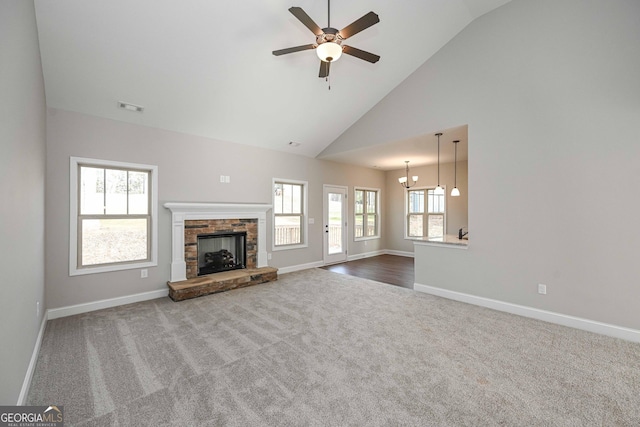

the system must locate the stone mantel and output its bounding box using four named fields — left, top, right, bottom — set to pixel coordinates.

left=164, top=202, right=272, bottom=282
